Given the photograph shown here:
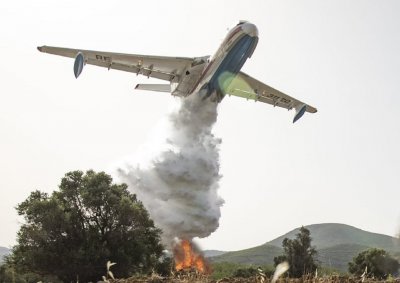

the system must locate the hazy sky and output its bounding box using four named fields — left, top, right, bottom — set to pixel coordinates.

left=1, top=0, right=399, bottom=251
